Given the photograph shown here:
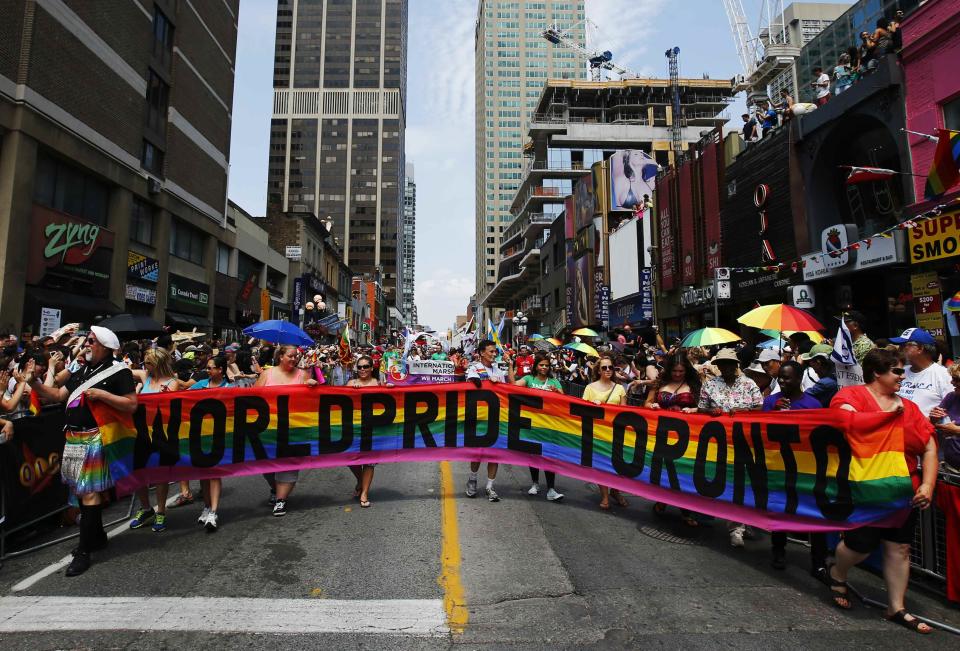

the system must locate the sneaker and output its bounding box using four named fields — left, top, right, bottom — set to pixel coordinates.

left=151, top=513, right=167, bottom=533
left=729, top=528, right=745, bottom=548
left=272, top=500, right=287, bottom=517
left=204, top=511, right=218, bottom=533
left=197, top=507, right=211, bottom=525
left=268, top=491, right=277, bottom=506
left=546, top=488, right=564, bottom=502
left=486, top=487, right=500, bottom=502
left=527, top=483, right=540, bottom=495
left=465, top=476, right=478, bottom=498
left=129, top=508, right=155, bottom=529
